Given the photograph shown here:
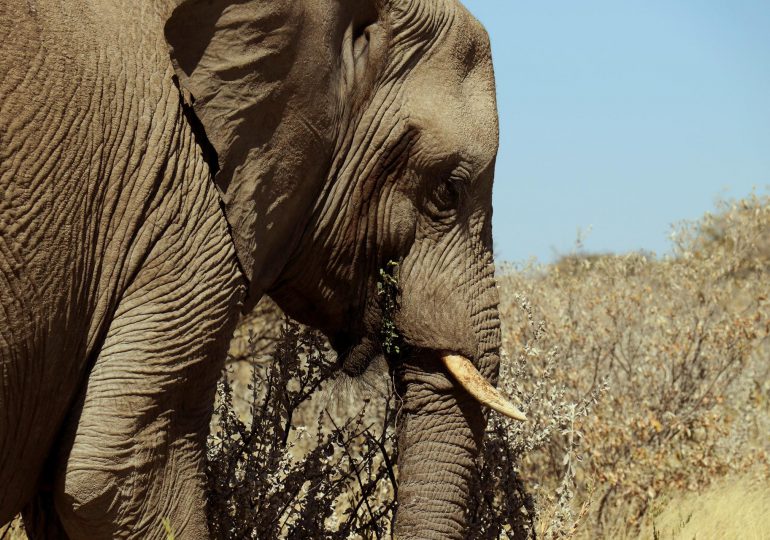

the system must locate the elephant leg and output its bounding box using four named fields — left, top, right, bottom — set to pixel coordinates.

left=49, top=208, right=244, bottom=539
left=53, top=274, right=242, bottom=538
